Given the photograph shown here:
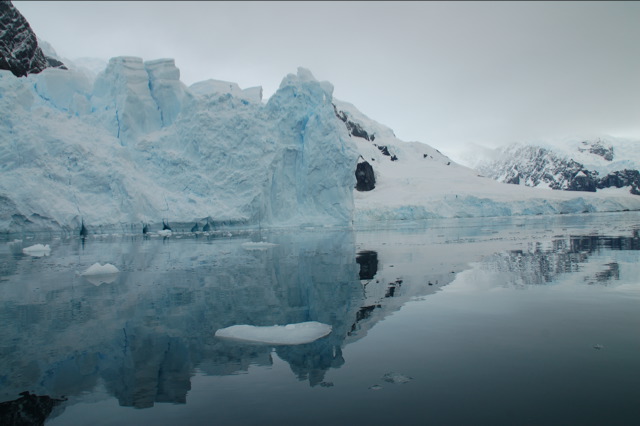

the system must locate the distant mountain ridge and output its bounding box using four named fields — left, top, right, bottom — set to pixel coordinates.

left=474, top=138, right=640, bottom=196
